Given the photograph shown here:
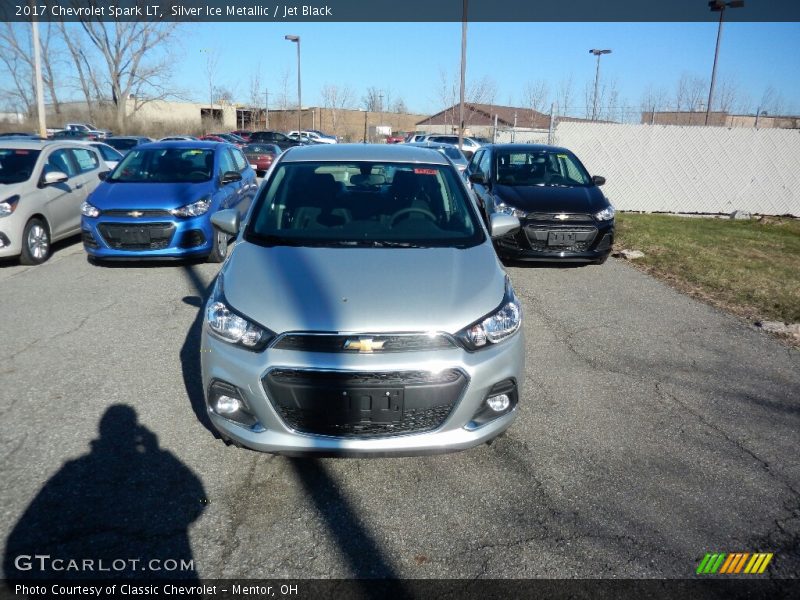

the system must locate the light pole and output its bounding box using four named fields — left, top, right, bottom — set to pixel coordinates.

left=705, top=1, right=744, bottom=126
left=285, top=35, right=301, bottom=133
left=264, top=88, right=269, bottom=128
left=589, top=49, right=612, bottom=121
left=458, top=0, right=468, bottom=152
